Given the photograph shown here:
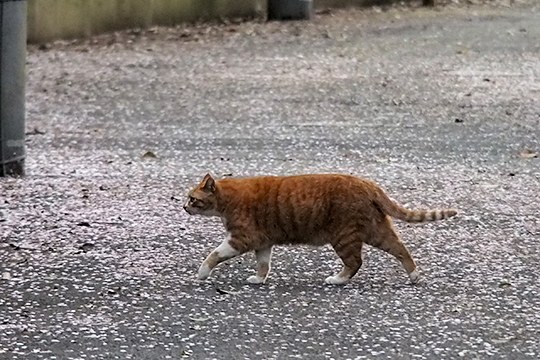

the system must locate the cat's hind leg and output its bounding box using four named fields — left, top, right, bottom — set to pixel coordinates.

left=197, top=237, right=241, bottom=280
left=326, top=234, right=364, bottom=285
left=247, top=246, right=273, bottom=284
left=370, top=217, right=419, bottom=284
